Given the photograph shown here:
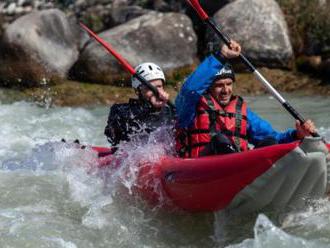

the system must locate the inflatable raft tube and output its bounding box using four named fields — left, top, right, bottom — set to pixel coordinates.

left=93, top=138, right=330, bottom=214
